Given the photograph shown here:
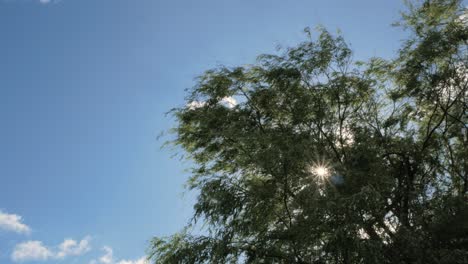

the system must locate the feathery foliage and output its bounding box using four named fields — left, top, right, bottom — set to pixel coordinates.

left=150, top=1, right=468, bottom=263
